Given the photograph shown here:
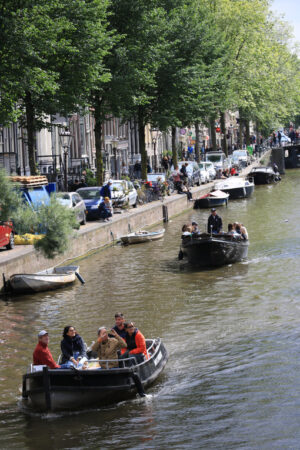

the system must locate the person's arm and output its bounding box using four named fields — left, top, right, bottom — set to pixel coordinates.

left=110, top=329, right=127, bottom=348
left=129, top=332, right=146, bottom=355
left=60, top=339, right=73, bottom=362
left=78, top=336, right=87, bottom=358
left=91, top=340, right=100, bottom=353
